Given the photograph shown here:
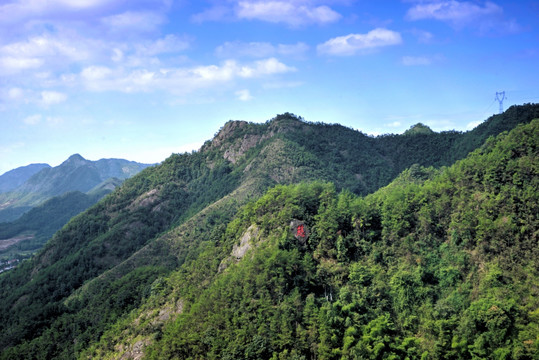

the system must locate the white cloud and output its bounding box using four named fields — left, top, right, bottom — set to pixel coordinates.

left=216, top=41, right=275, bottom=58
left=317, top=28, right=402, bottom=56
left=235, top=89, right=253, bottom=101
left=237, top=1, right=341, bottom=26
left=111, top=48, right=124, bottom=62
left=250, top=57, right=296, bottom=75
left=410, top=29, right=434, bottom=43
left=23, top=114, right=42, bottom=125
left=405, top=0, right=521, bottom=34
left=386, top=121, right=401, bottom=127
left=38, top=0, right=111, bottom=10
left=0, top=0, right=110, bottom=24
left=81, top=65, right=113, bottom=81
left=101, top=11, right=166, bottom=33
left=0, top=31, right=189, bottom=79
left=216, top=41, right=309, bottom=59
left=0, top=33, right=94, bottom=76
left=187, top=58, right=295, bottom=82
left=193, top=1, right=342, bottom=27
left=402, top=54, right=444, bottom=66
left=0, top=56, right=43, bottom=74
left=0, top=0, right=173, bottom=27
left=135, top=34, right=191, bottom=57
left=402, top=56, right=432, bottom=66
left=192, top=5, right=232, bottom=23
left=406, top=1, right=502, bottom=24
left=46, top=116, right=64, bottom=125
left=79, top=58, right=295, bottom=94
left=40, top=90, right=67, bottom=106
left=8, top=87, right=24, bottom=100
left=277, top=43, right=310, bottom=57
left=20, top=113, right=64, bottom=126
